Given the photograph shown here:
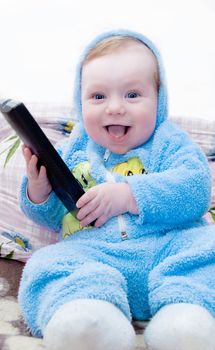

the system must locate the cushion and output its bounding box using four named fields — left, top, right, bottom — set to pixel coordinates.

left=0, top=103, right=74, bottom=262
left=170, top=115, right=215, bottom=160
left=209, top=161, right=215, bottom=207
left=170, top=115, right=215, bottom=207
